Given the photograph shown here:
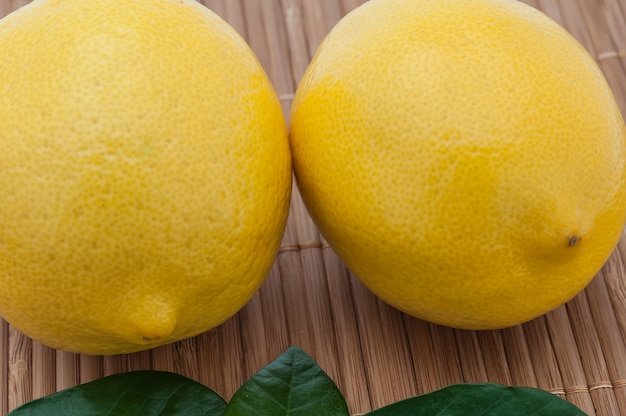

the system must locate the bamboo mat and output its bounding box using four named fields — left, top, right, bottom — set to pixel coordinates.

left=1, top=0, right=626, bottom=415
